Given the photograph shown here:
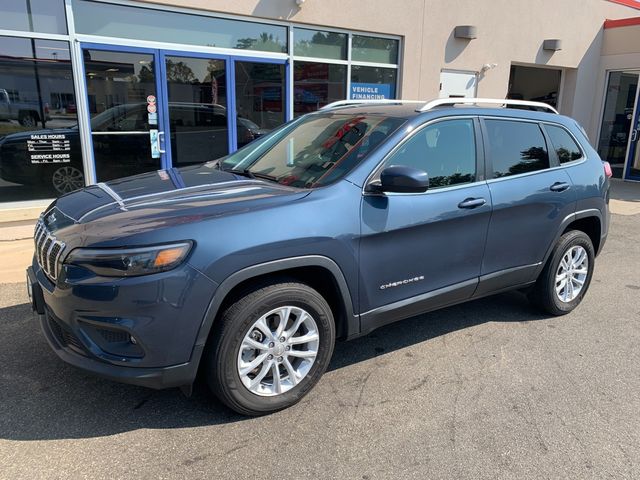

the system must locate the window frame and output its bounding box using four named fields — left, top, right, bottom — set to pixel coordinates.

left=480, top=116, right=556, bottom=181
left=541, top=122, right=585, bottom=166
left=364, top=115, right=485, bottom=195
